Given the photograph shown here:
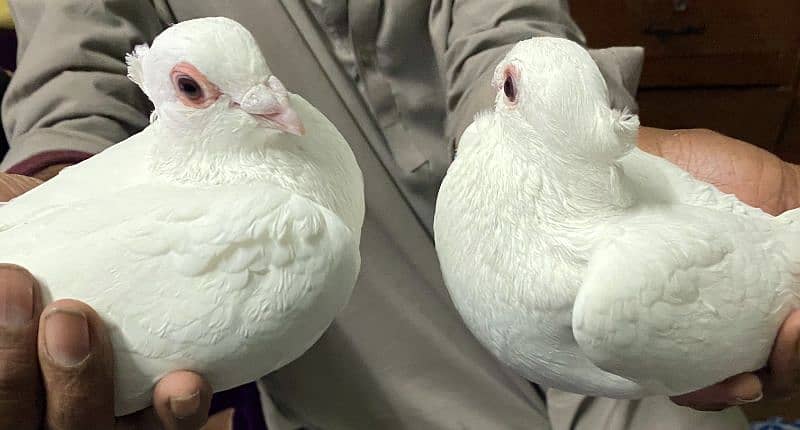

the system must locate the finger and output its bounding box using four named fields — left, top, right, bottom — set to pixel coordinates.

left=670, top=373, right=762, bottom=410
left=116, top=371, right=212, bottom=430
left=764, top=310, right=800, bottom=398
left=38, top=299, right=115, bottom=430
left=31, top=164, right=72, bottom=182
left=152, top=370, right=212, bottom=430
left=0, top=264, right=43, bottom=430
left=0, top=174, right=42, bottom=201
